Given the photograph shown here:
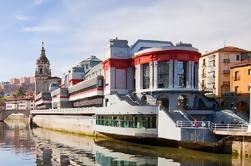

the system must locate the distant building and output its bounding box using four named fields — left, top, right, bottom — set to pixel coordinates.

left=20, top=77, right=30, bottom=85
left=62, top=56, right=102, bottom=88
left=30, top=76, right=36, bottom=84
left=5, top=97, right=35, bottom=110
left=79, top=55, right=102, bottom=72
left=199, top=46, right=251, bottom=101
left=10, top=78, right=20, bottom=85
